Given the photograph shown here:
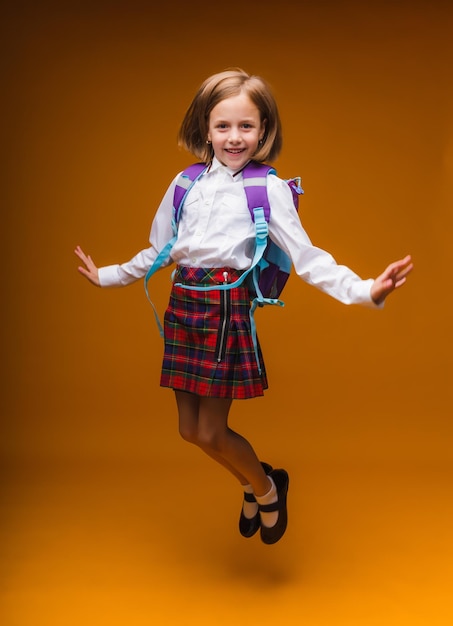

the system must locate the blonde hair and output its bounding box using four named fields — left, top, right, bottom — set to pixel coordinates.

left=178, top=68, right=283, bottom=163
